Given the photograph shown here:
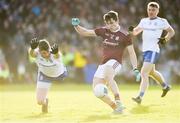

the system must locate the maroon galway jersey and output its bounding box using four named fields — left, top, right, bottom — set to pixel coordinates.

left=95, top=27, right=132, bottom=64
